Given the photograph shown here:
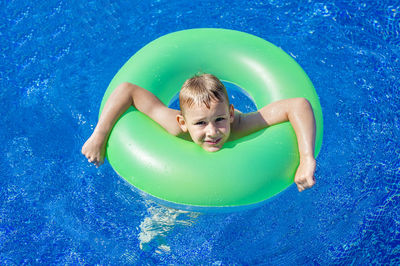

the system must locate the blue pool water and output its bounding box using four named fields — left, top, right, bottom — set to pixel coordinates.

left=1, top=0, right=399, bottom=264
